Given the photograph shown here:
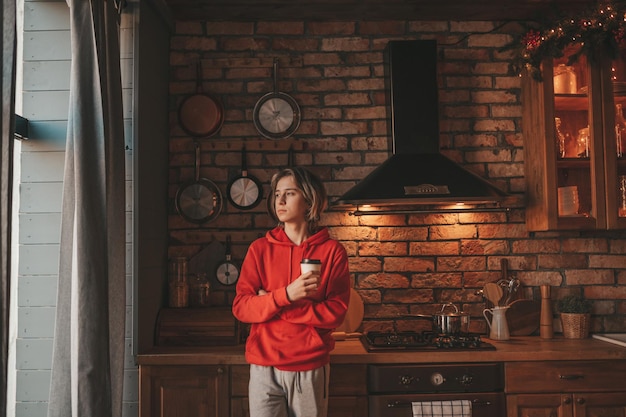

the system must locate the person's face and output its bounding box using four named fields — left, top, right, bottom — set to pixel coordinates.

left=274, top=175, right=308, bottom=225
